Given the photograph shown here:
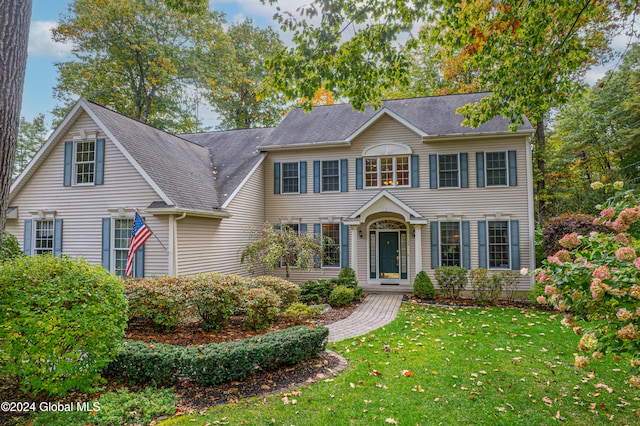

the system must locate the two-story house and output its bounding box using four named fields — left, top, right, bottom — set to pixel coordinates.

left=6, top=93, right=535, bottom=293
